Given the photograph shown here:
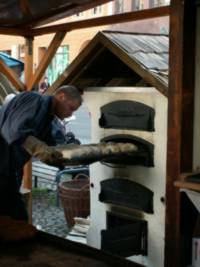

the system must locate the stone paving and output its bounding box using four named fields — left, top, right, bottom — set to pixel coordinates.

left=32, top=188, right=69, bottom=238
